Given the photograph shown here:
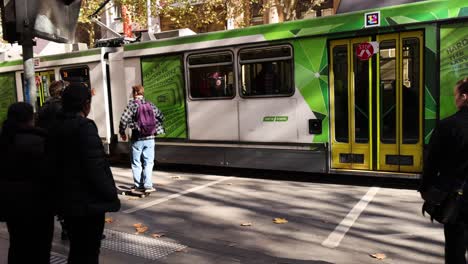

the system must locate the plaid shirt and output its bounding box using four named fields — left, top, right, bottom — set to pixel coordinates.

left=119, top=97, right=165, bottom=141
